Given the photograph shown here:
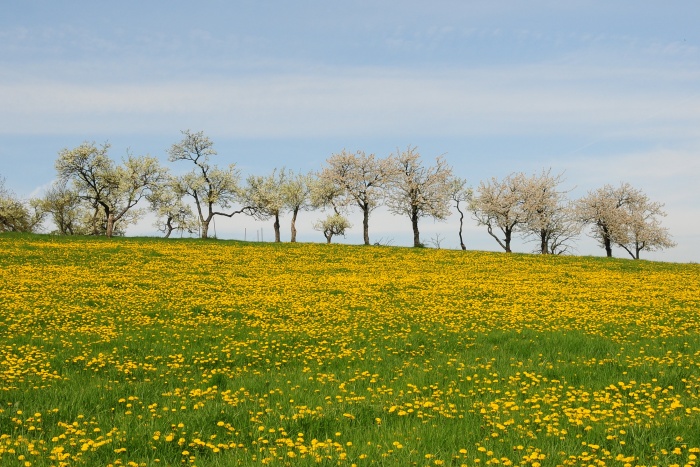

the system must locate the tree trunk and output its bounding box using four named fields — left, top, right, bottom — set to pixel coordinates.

left=604, top=237, right=613, bottom=257
left=457, top=206, right=466, bottom=250
left=486, top=224, right=508, bottom=252
left=106, top=212, right=115, bottom=238
left=164, top=216, right=174, bottom=238
left=290, top=208, right=299, bottom=243
left=600, top=223, right=613, bottom=257
left=504, top=228, right=512, bottom=253
left=619, top=243, right=636, bottom=260
left=540, top=229, right=548, bottom=254
left=362, top=208, right=370, bottom=245
left=201, top=219, right=210, bottom=239
left=411, top=211, right=421, bottom=247
left=273, top=213, right=281, bottom=242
